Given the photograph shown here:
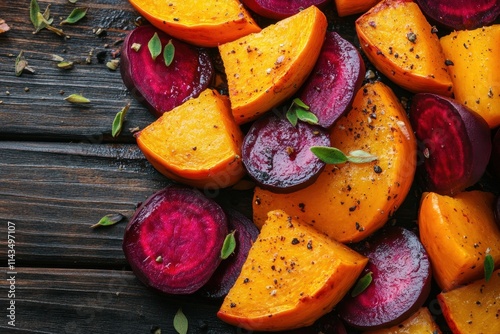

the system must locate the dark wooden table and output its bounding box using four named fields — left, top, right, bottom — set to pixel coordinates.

left=1, top=1, right=498, bottom=333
